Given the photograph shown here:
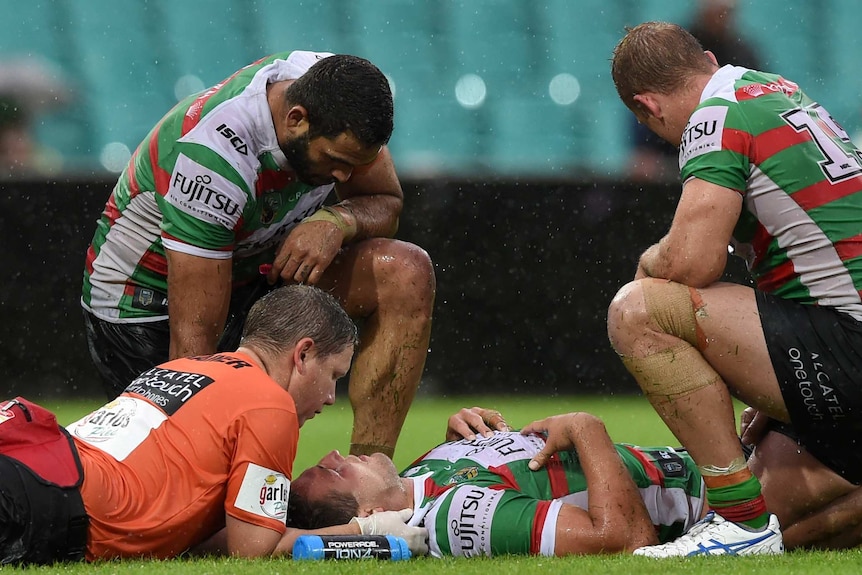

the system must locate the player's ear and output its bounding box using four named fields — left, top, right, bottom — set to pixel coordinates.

left=633, top=93, right=662, bottom=120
